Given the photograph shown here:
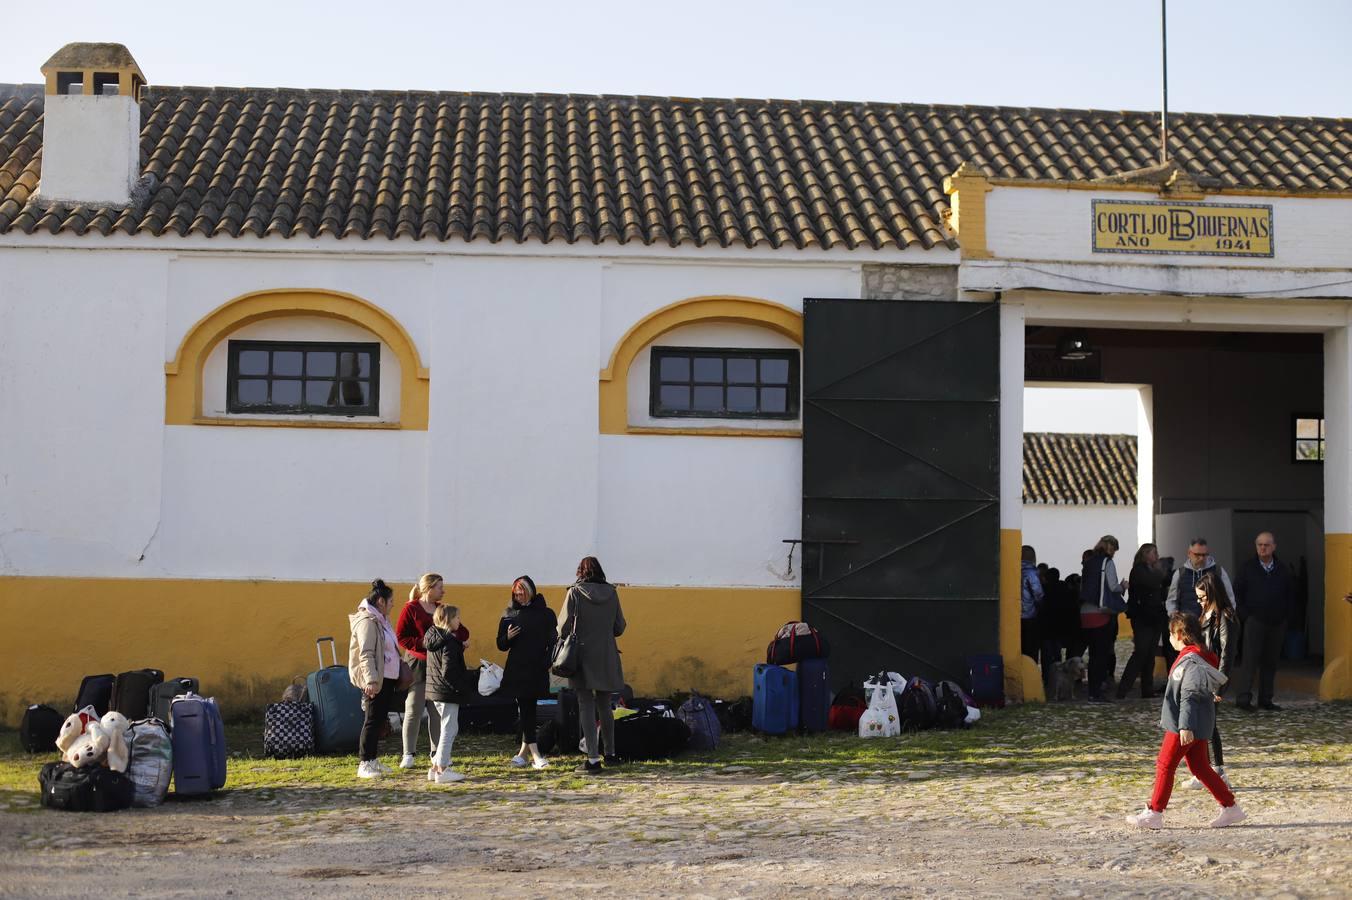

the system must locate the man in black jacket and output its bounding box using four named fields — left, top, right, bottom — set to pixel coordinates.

left=1232, top=532, right=1296, bottom=711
